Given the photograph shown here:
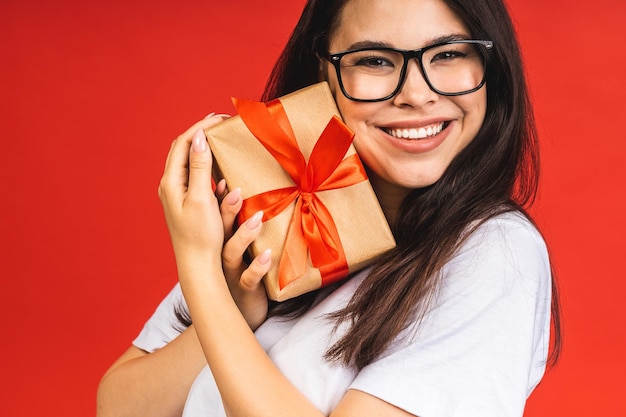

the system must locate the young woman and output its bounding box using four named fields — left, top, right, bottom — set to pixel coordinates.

left=97, top=0, right=562, bottom=416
